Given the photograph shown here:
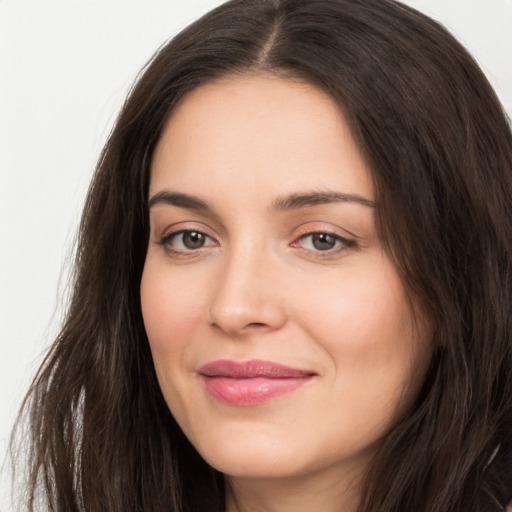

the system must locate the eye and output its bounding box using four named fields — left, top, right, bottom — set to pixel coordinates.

left=294, top=232, right=357, bottom=253
left=303, top=233, right=339, bottom=251
left=161, top=230, right=216, bottom=251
